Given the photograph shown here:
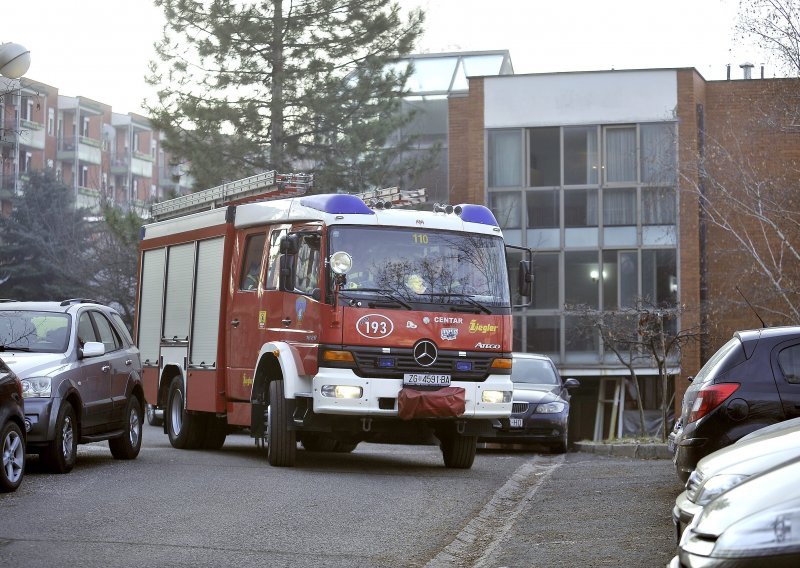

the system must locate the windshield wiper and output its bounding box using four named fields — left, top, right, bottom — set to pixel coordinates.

left=0, top=345, right=31, bottom=352
left=417, top=293, right=492, bottom=314
left=340, top=288, right=413, bottom=310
